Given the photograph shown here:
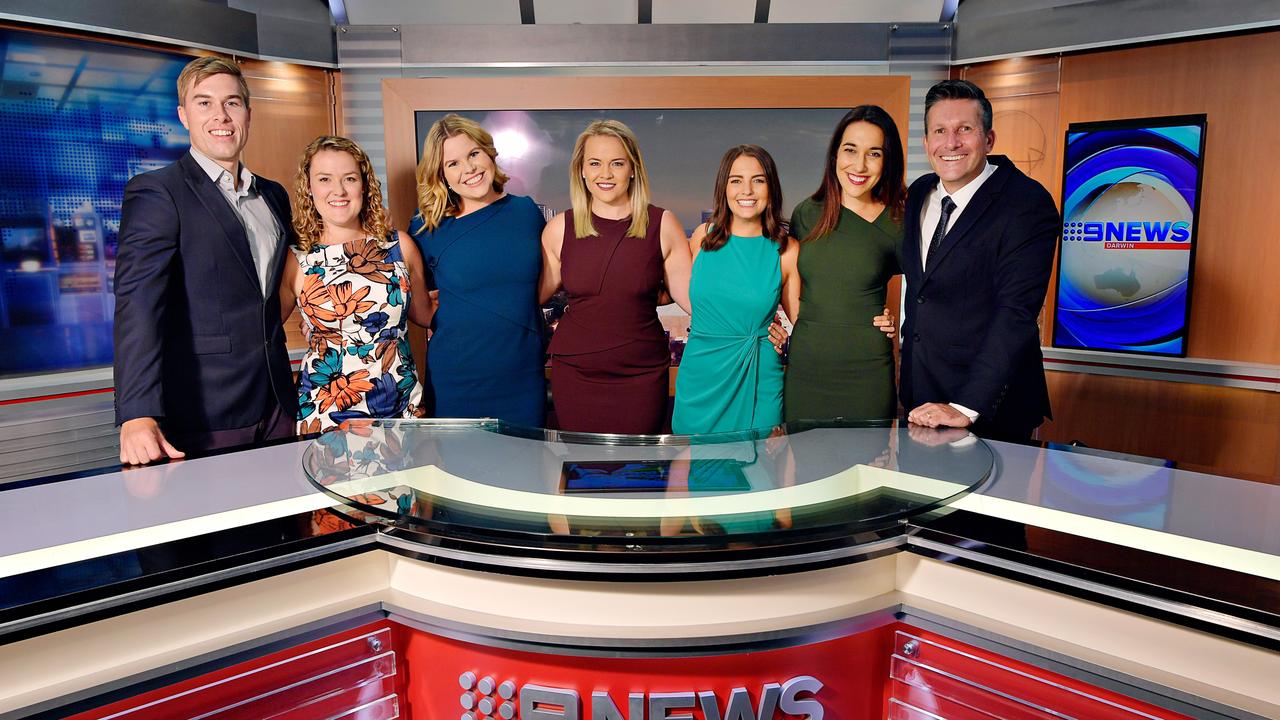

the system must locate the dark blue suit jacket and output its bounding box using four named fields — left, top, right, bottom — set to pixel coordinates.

left=899, top=155, right=1060, bottom=438
left=113, top=152, right=298, bottom=433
